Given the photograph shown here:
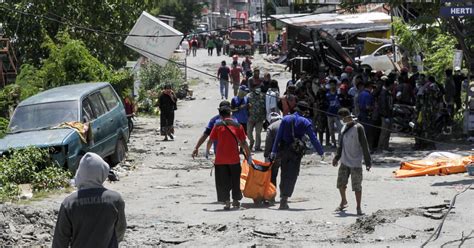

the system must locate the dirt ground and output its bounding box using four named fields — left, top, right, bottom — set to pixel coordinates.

left=2, top=49, right=474, bottom=247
